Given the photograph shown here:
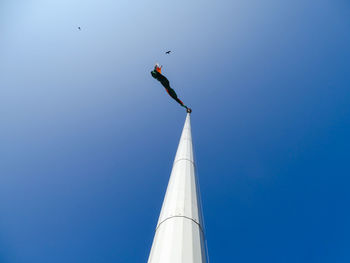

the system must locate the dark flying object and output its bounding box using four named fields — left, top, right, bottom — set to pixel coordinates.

left=165, top=51, right=171, bottom=54
left=78, top=27, right=81, bottom=30
left=151, top=64, right=191, bottom=113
